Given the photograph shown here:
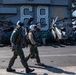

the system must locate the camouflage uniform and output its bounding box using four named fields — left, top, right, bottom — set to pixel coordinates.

left=28, top=31, right=40, bottom=63
left=8, top=27, right=29, bottom=69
